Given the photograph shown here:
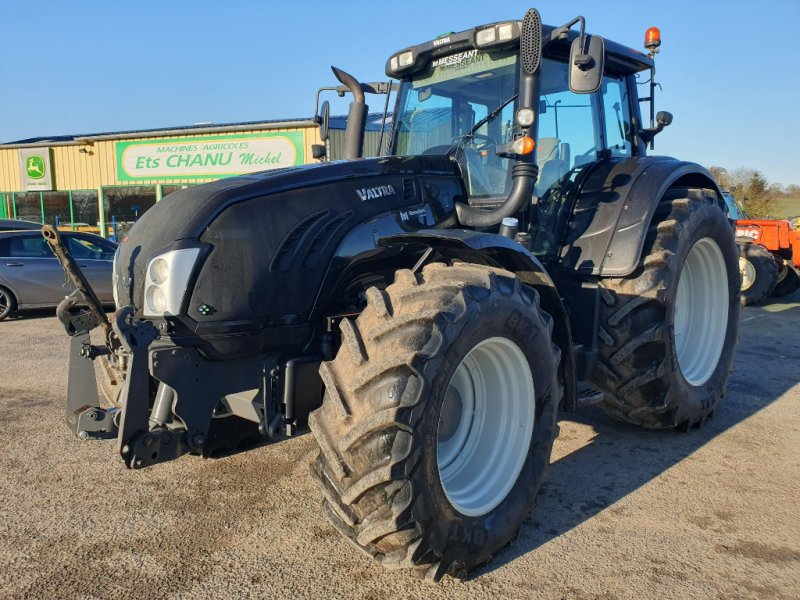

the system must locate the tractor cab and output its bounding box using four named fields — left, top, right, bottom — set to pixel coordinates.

left=374, top=15, right=666, bottom=265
